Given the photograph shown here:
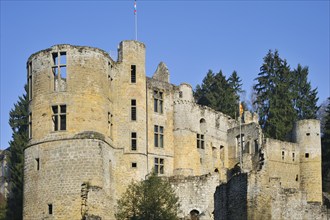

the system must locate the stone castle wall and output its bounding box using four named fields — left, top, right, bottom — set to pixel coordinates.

left=24, top=40, right=325, bottom=219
